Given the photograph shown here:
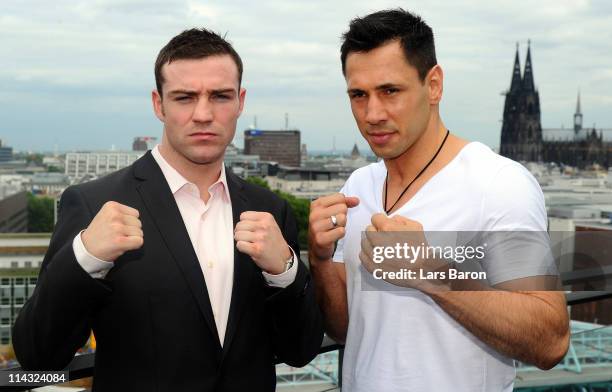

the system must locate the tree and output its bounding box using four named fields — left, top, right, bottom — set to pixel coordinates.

left=27, top=193, right=54, bottom=232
